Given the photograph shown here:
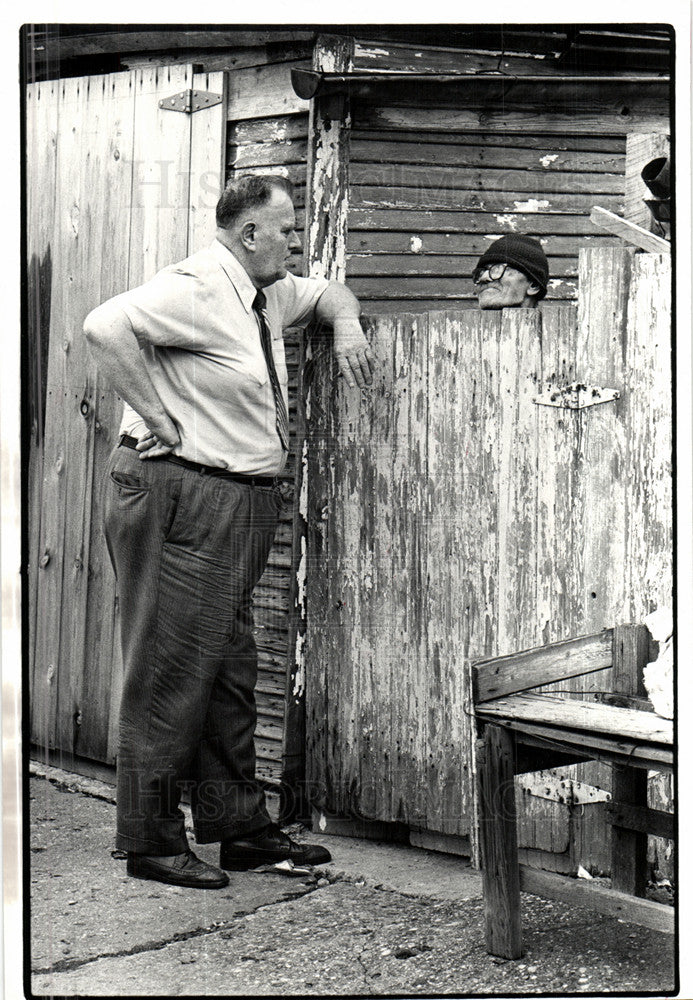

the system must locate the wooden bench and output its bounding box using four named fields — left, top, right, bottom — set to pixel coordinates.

left=472, top=624, right=674, bottom=959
